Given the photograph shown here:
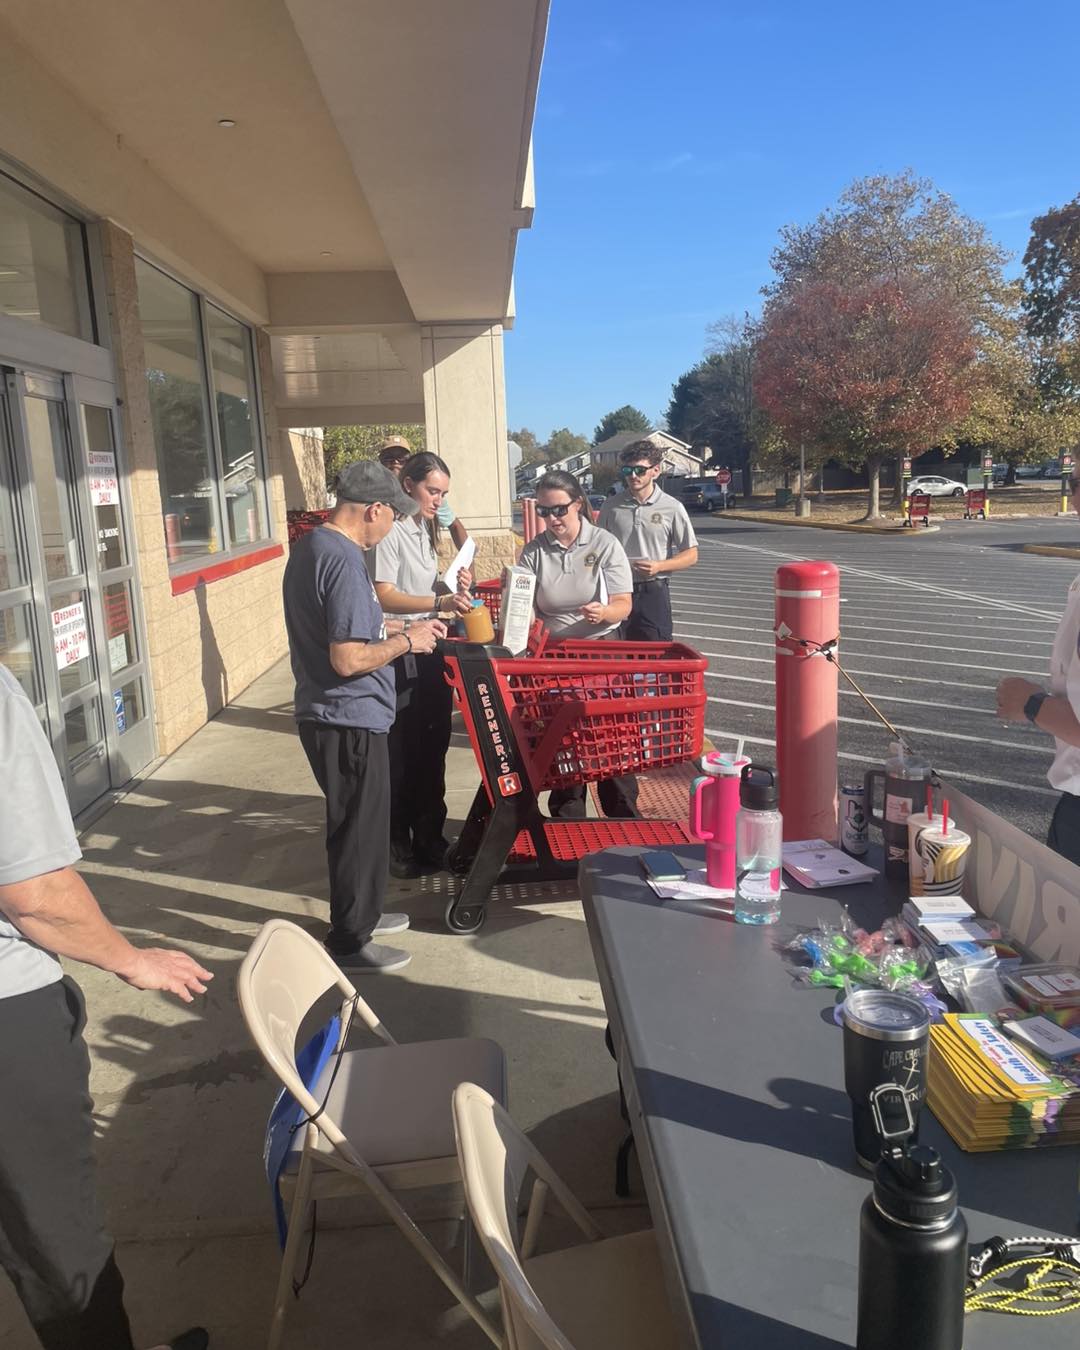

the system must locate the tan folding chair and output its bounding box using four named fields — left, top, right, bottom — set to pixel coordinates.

left=238, top=919, right=505, bottom=1348
left=451, top=1082, right=681, bottom=1350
